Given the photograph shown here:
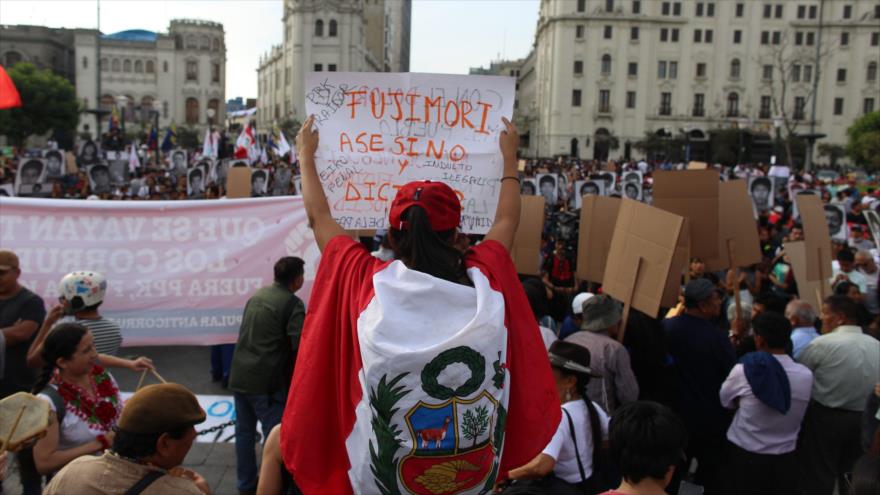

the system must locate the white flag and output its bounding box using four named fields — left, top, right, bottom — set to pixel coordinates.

left=277, top=131, right=292, bottom=157
left=202, top=128, right=215, bottom=158
left=128, top=142, right=140, bottom=173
